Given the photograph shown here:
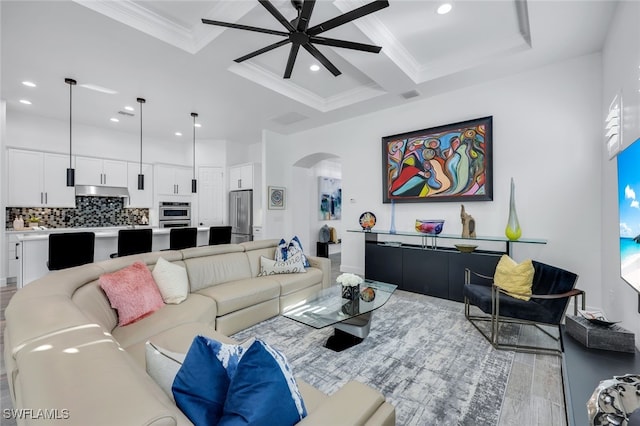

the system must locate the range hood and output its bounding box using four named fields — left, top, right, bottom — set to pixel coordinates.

left=75, top=185, right=130, bottom=198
